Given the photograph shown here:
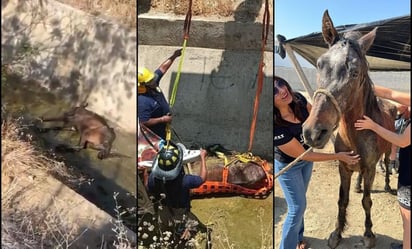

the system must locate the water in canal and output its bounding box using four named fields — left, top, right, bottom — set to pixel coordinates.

left=2, top=74, right=137, bottom=227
